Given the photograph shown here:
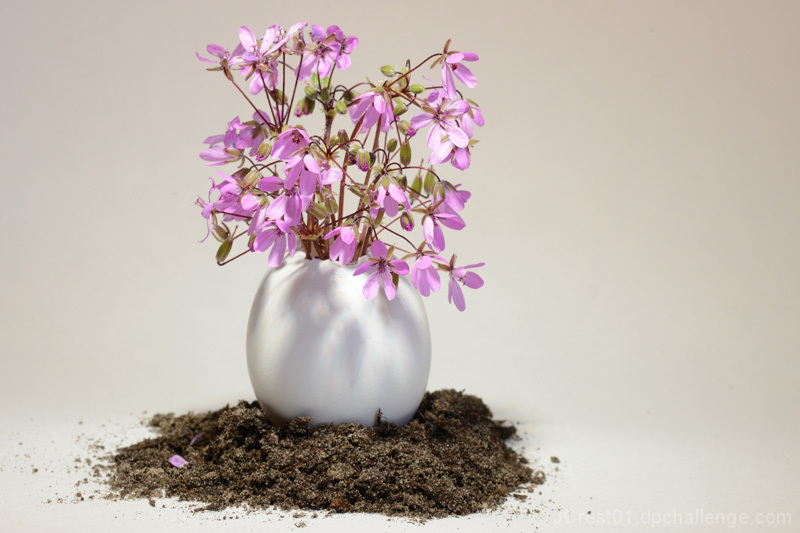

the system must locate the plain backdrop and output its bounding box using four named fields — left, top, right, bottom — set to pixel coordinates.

left=1, top=1, right=798, bottom=532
